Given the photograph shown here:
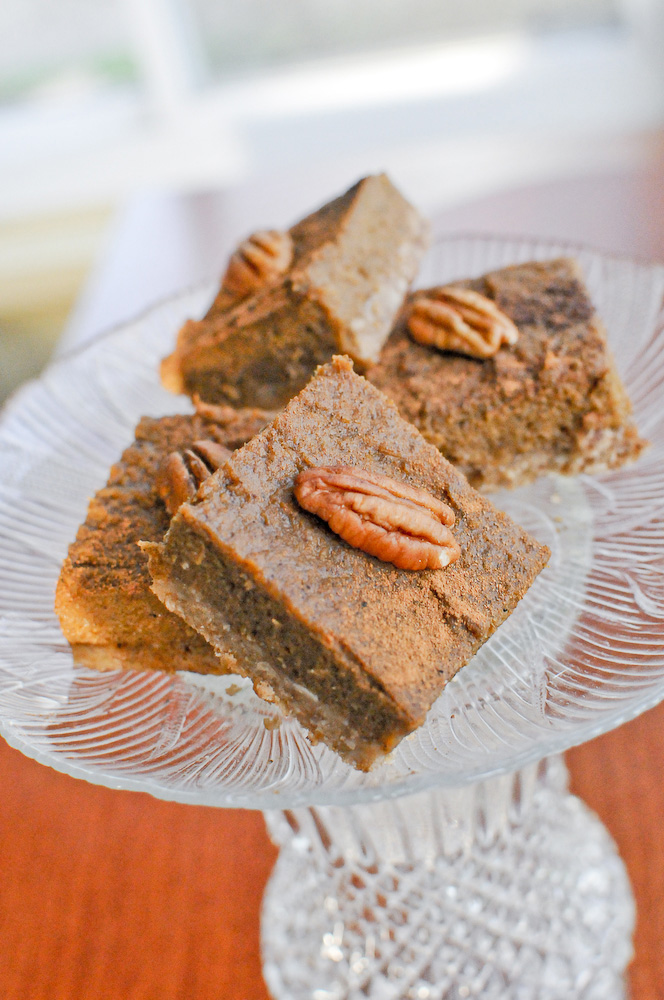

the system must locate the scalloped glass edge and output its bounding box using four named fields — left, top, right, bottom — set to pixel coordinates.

left=0, top=234, right=662, bottom=809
